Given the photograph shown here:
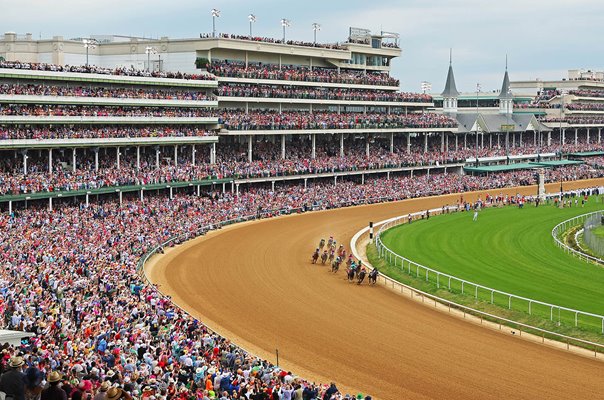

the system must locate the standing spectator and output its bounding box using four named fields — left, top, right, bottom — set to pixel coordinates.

left=40, top=372, right=66, bottom=400
left=92, top=382, right=109, bottom=400
left=0, top=357, right=26, bottom=400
